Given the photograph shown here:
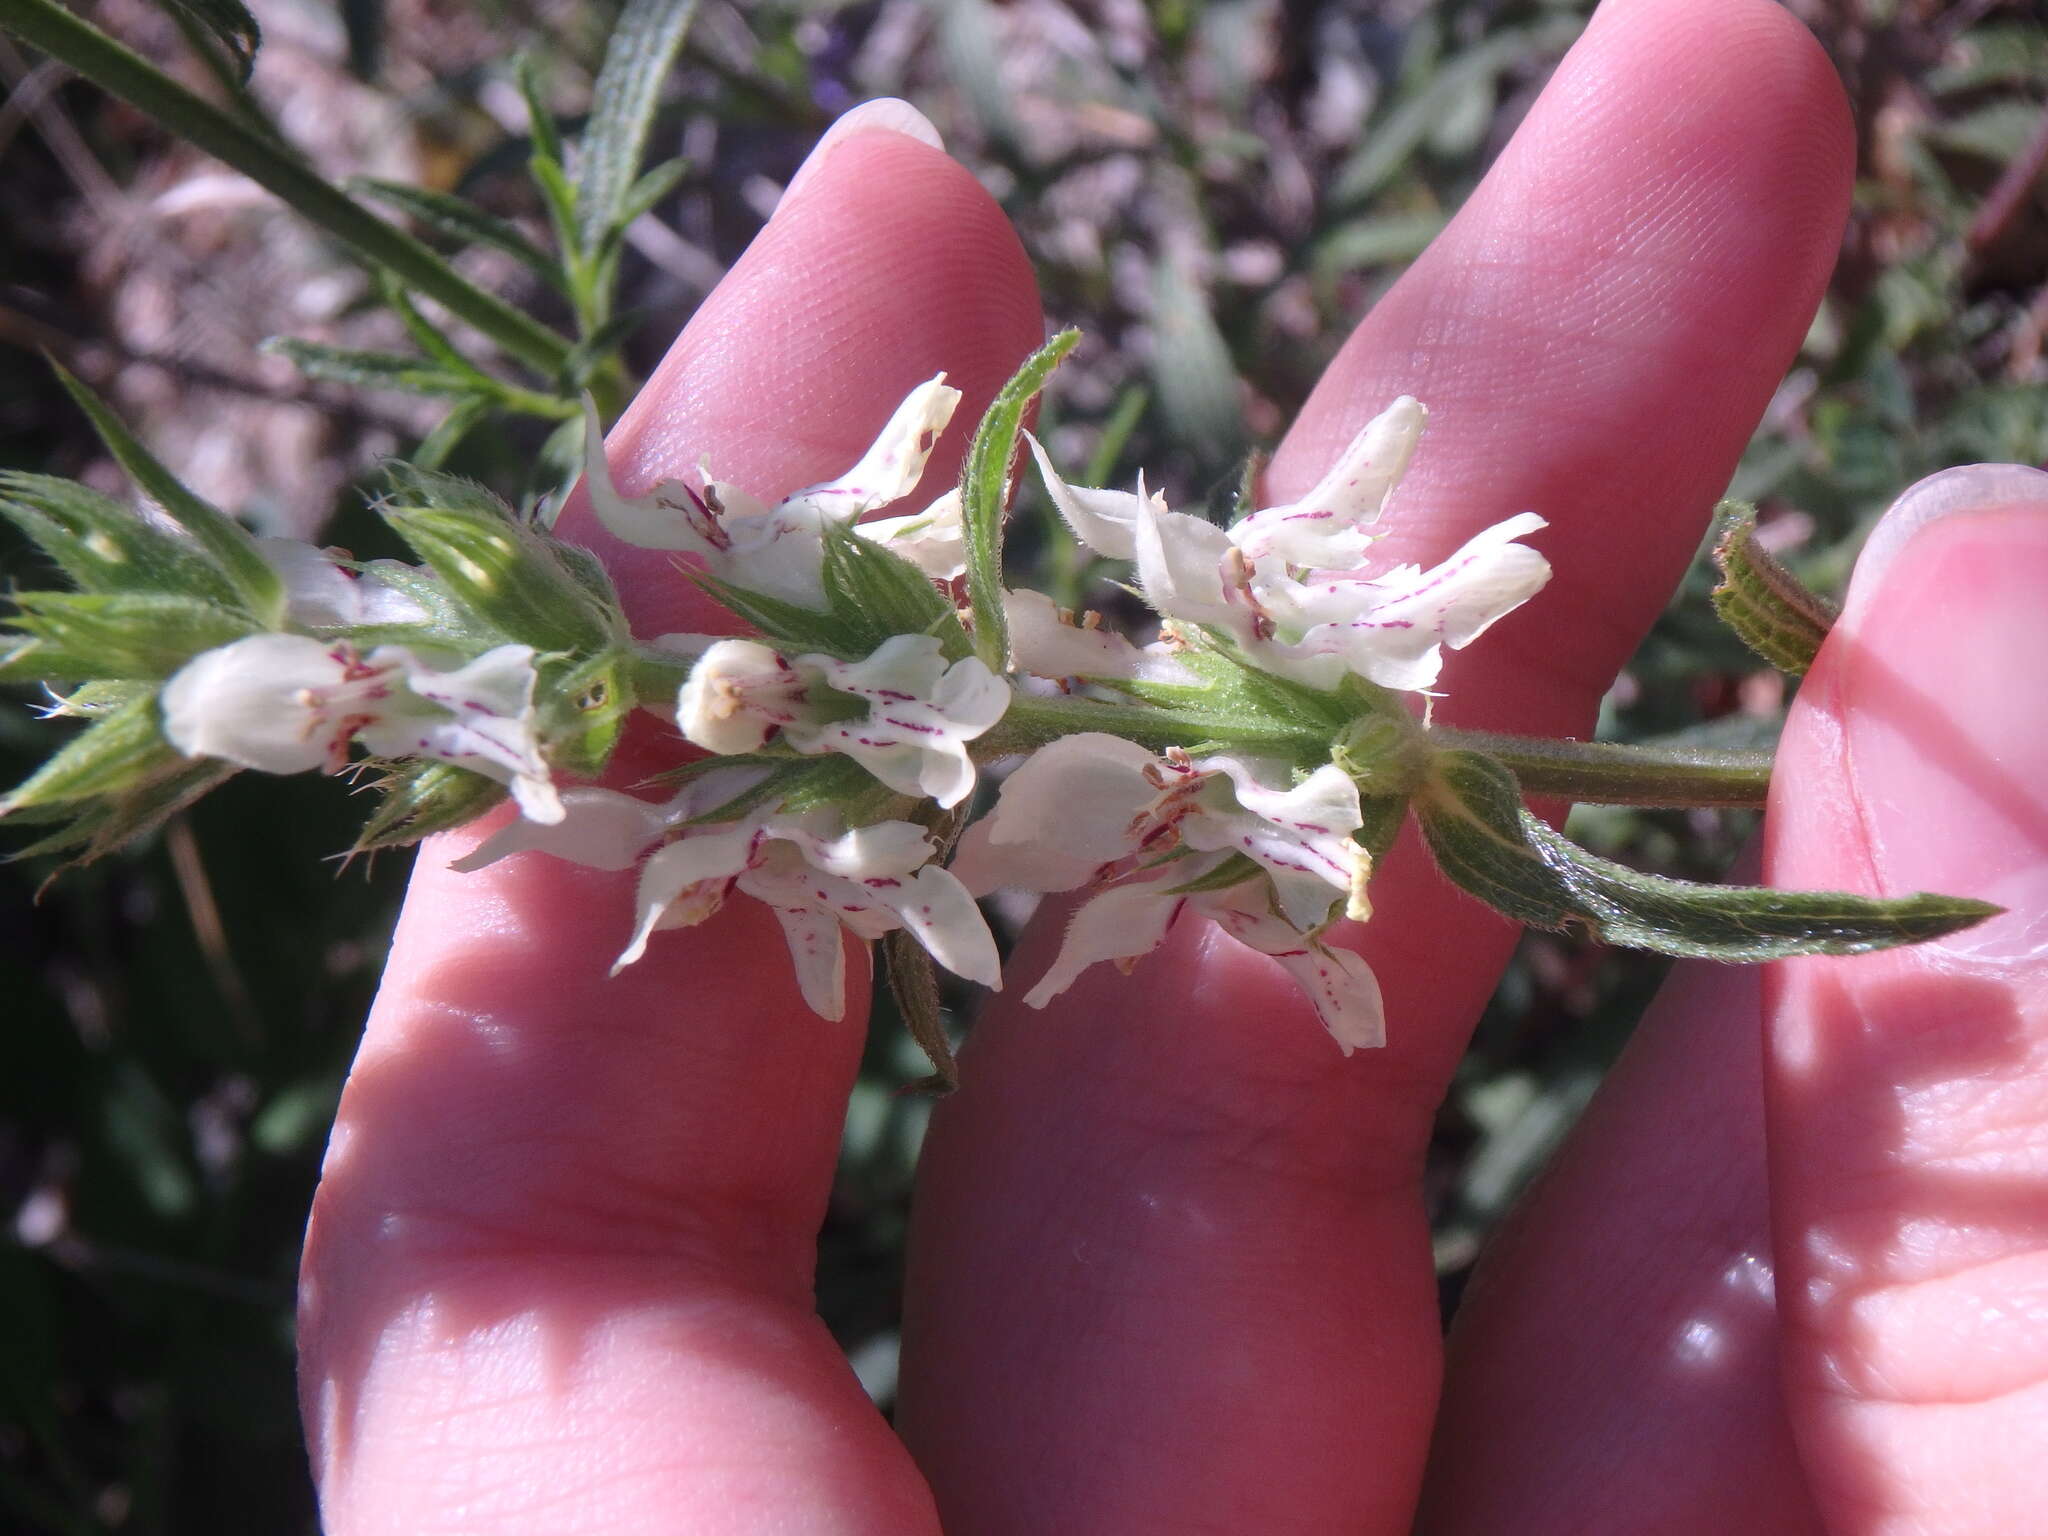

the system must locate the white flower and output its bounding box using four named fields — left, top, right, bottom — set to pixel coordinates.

left=782, top=636, right=1007, bottom=809
left=860, top=487, right=965, bottom=581
left=580, top=376, right=964, bottom=605
left=1023, top=877, right=1384, bottom=1054
left=1030, top=399, right=1550, bottom=694
left=453, top=769, right=1000, bottom=1020
left=677, top=638, right=811, bottom=755
left=256, top=539, right=430, bottom=629
left=161, top=633, right=561, bottom=822
left=1002, top=589, right=1192, bottom=684
left=676, top=633, right=1009, bottom=810
left=951, top=733, right=1381, bottom=1050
